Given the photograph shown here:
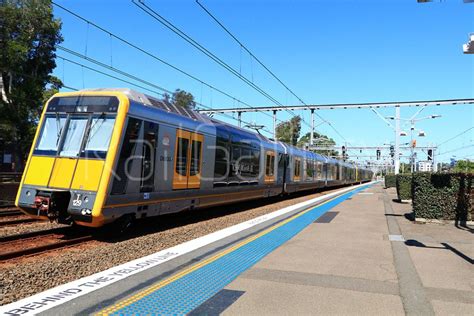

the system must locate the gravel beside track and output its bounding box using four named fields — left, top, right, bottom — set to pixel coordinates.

left=0, top=220, right=69, bottom=239
left=0, top=188, right=342, bottom=306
